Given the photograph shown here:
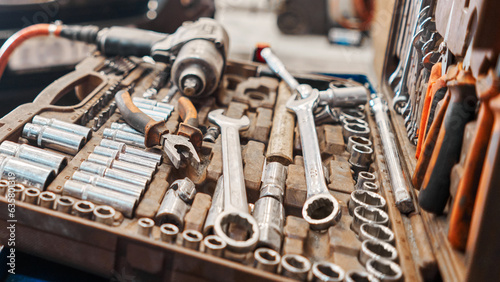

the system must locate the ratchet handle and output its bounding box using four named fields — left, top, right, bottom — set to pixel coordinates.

left=419, top=71, right=478, bottom=214
left=115, top=90, right=168, bottom=147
